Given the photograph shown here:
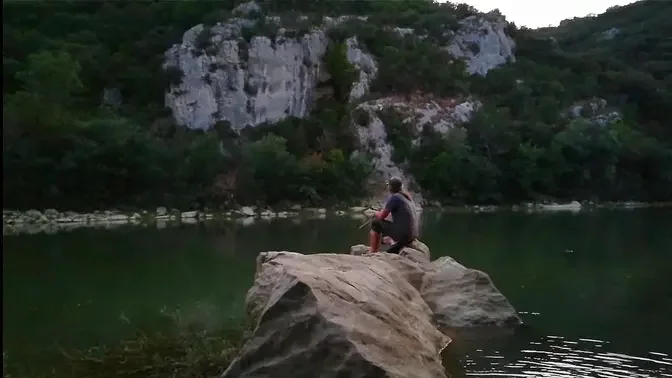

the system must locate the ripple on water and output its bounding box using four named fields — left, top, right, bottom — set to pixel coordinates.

left=461, top=336, right=671, bottom=378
